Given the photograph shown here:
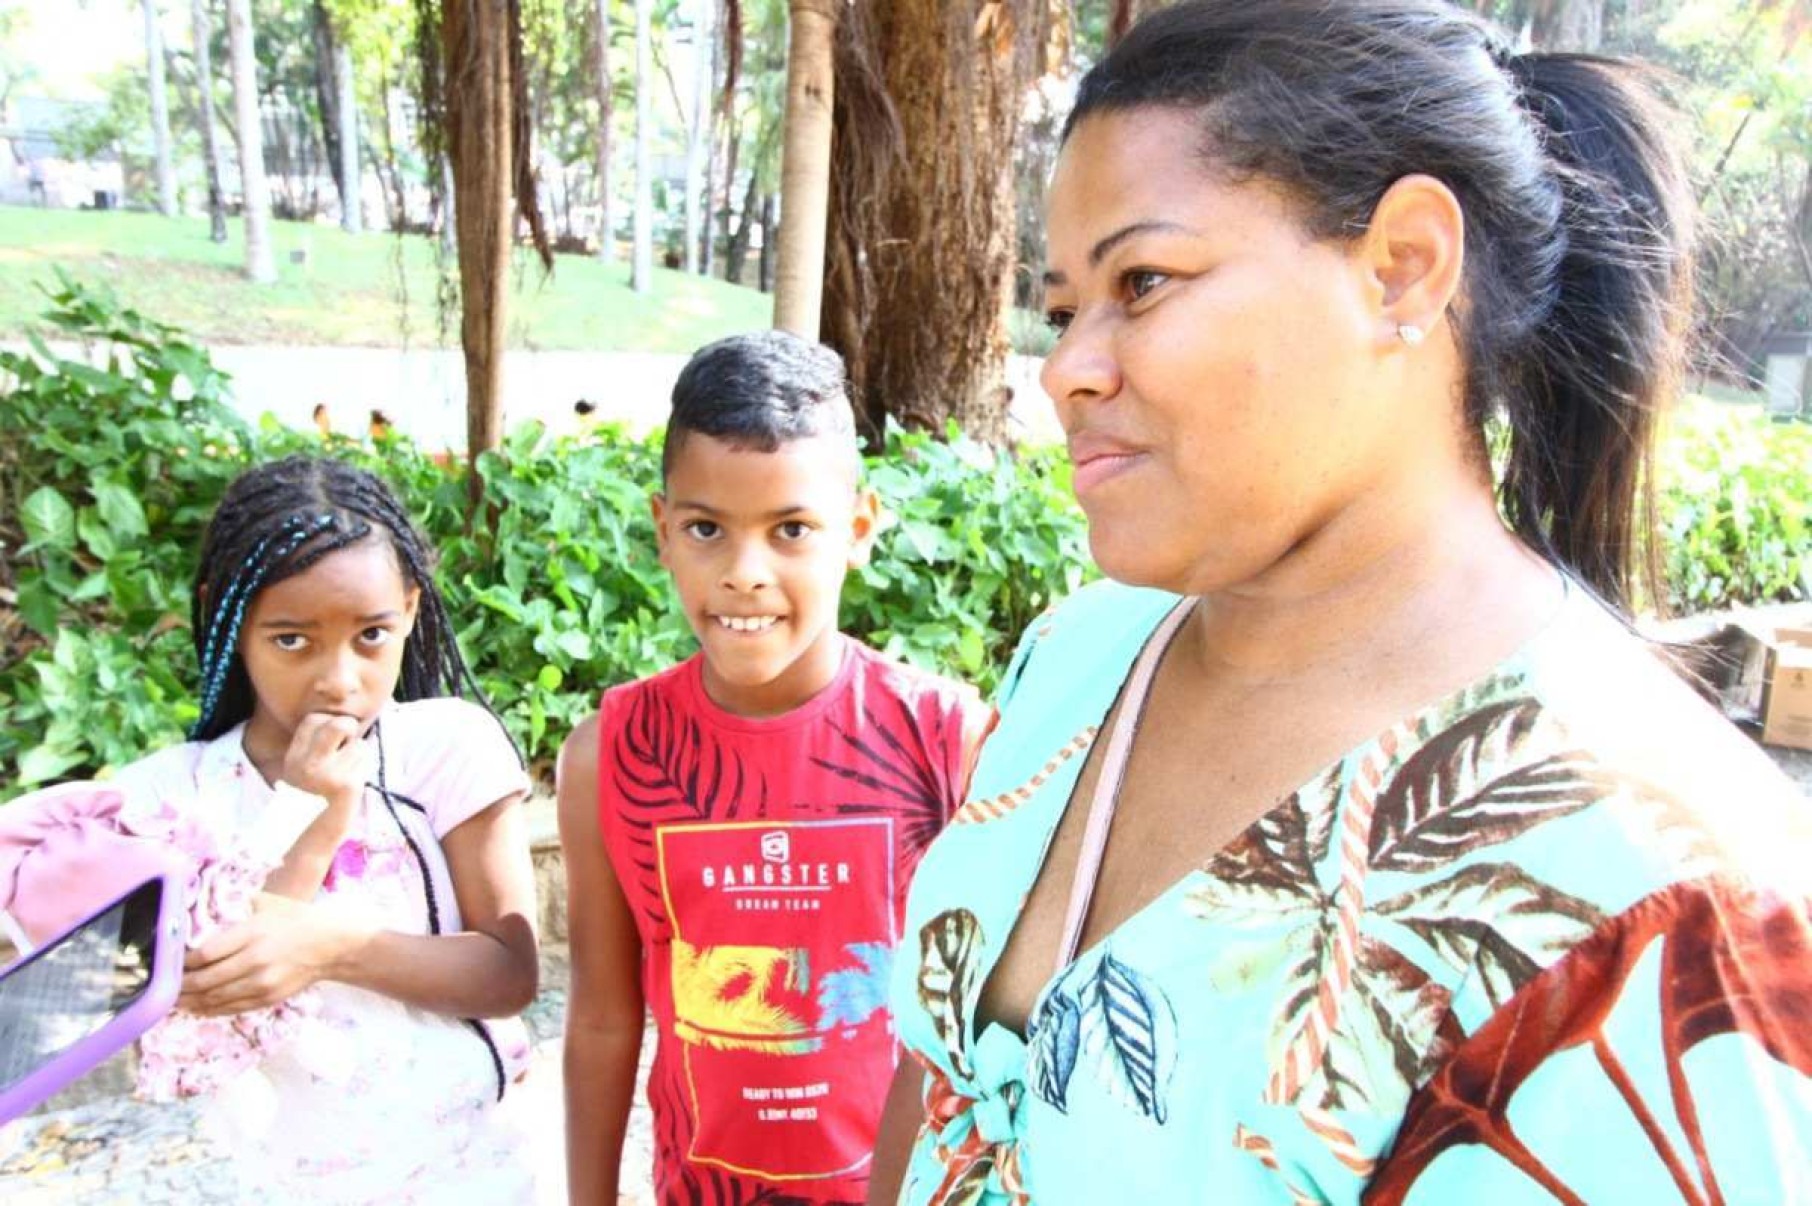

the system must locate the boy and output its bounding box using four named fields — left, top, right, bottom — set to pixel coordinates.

left=558, top=331, right=993, bottom=1205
